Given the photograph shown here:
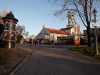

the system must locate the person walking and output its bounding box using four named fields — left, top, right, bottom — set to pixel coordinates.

left=34, top=40, right=37, bottom=46
left=29, top=38, right=32, bottom=46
